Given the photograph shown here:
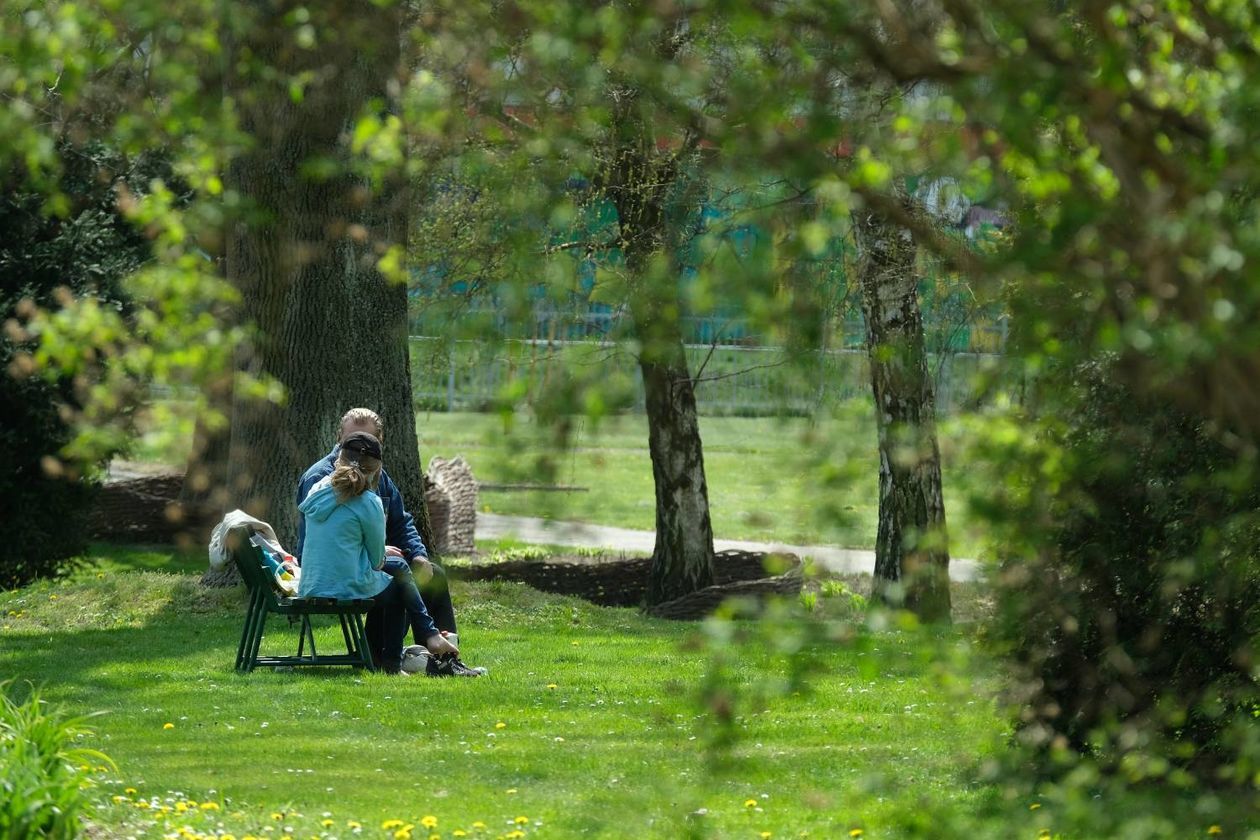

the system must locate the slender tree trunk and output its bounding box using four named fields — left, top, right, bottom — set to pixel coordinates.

left=854, top=199, right=952, bottom=622
left=639, top=335, right=716, bottom=604
left=223, top=1, right=421, bottom=549
left=603, top=86, right=715, bottom=605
